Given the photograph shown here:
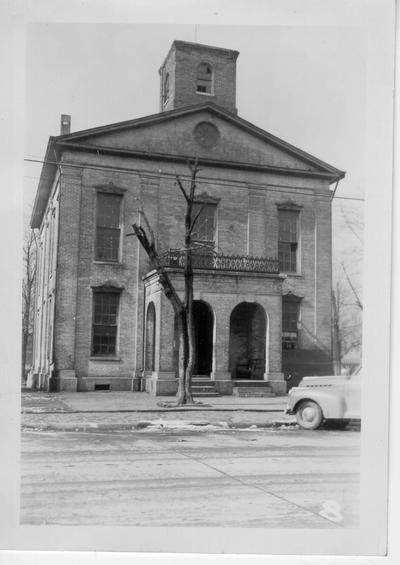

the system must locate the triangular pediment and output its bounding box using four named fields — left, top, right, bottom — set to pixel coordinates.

left=57, top=103, right=344, bottom=178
